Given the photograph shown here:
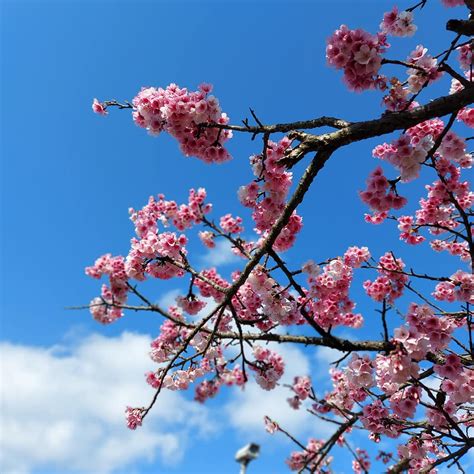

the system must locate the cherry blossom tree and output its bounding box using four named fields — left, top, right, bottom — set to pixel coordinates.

left=83, top=0, right=473, bottom=472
